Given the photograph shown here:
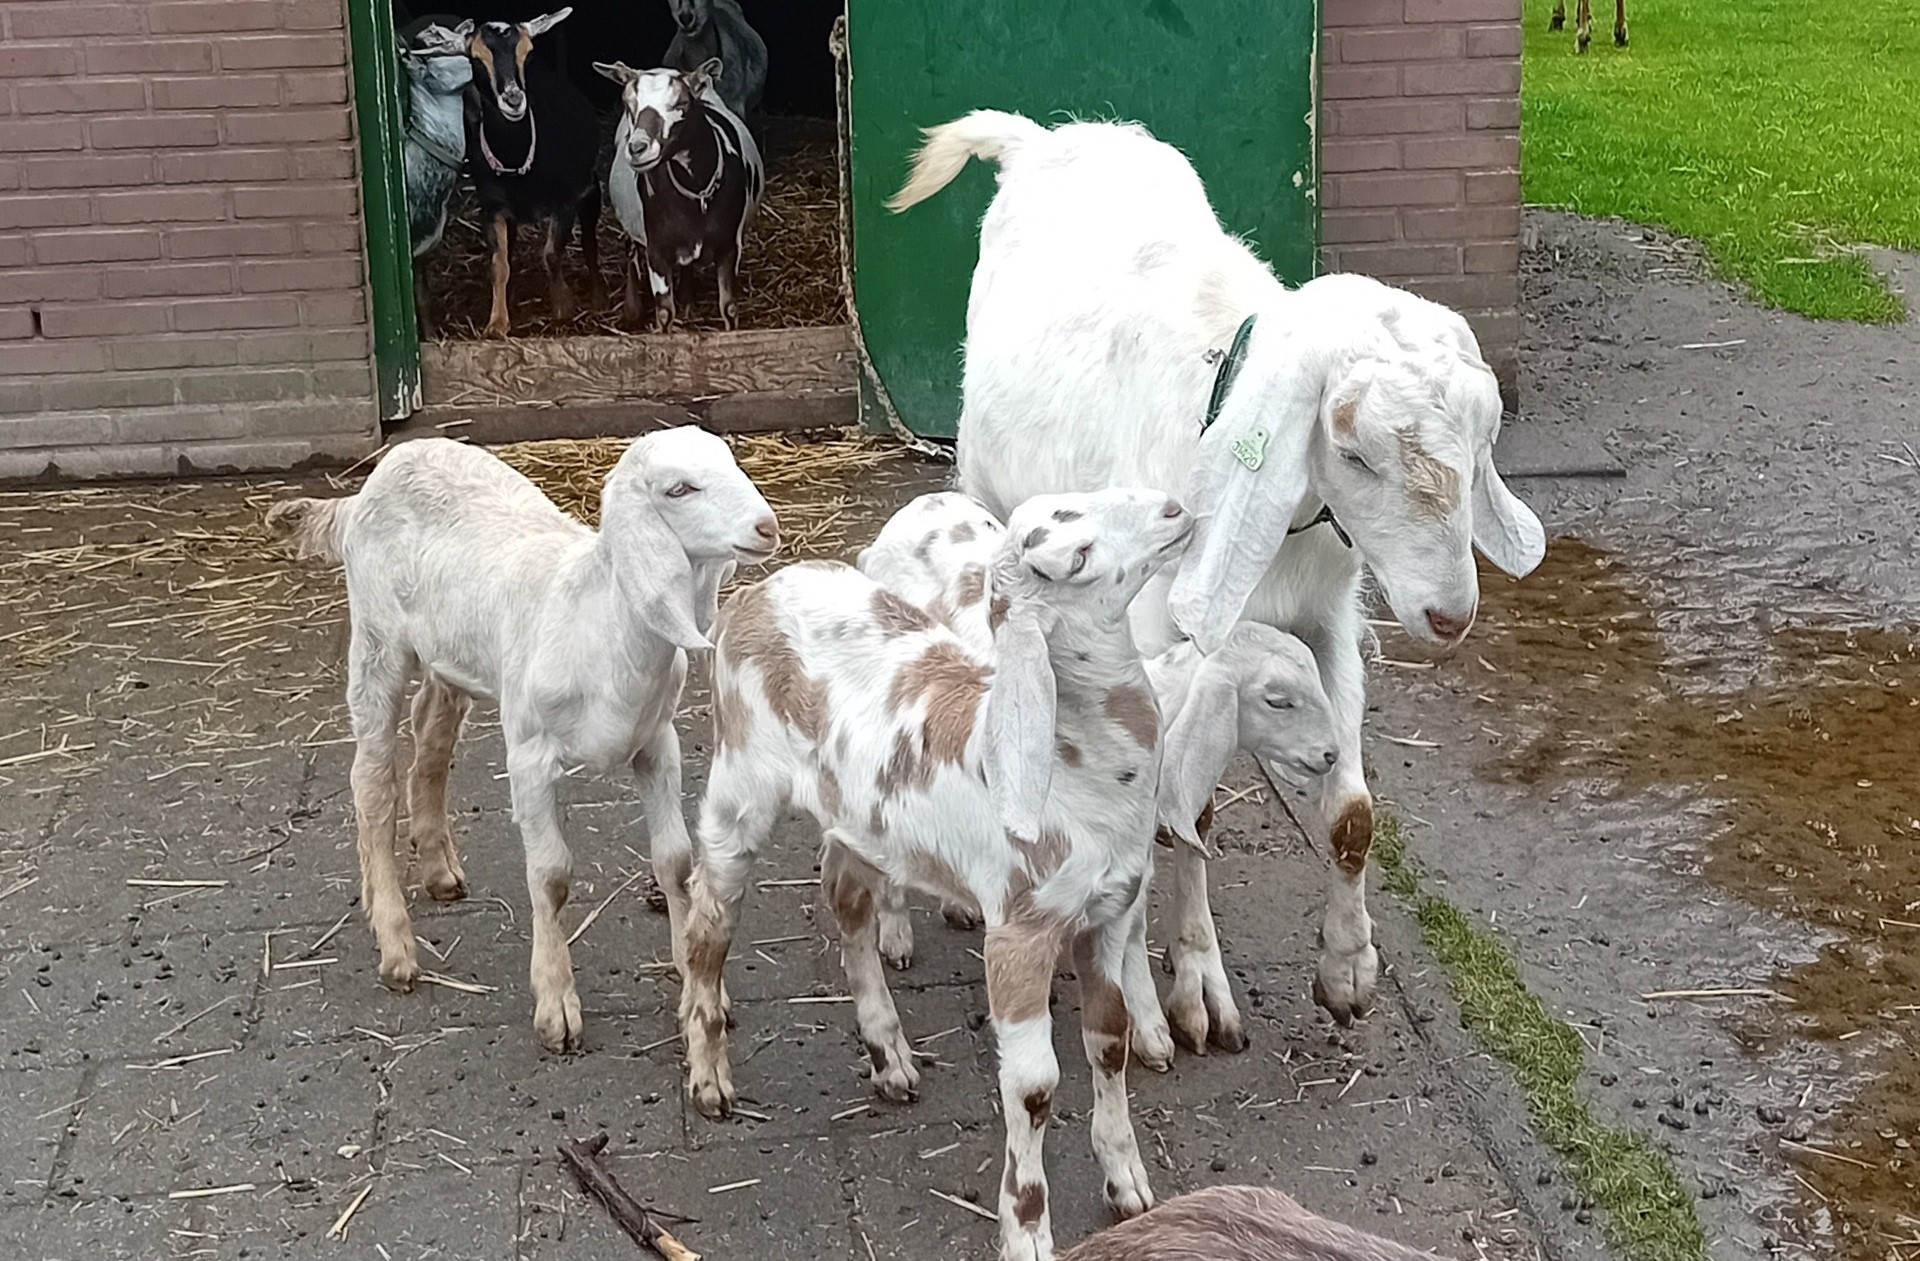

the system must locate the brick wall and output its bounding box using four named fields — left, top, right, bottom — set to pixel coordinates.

left=1320, top=0, right=1523, bottom=403
left=0, top=0, right=379, bottom=479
